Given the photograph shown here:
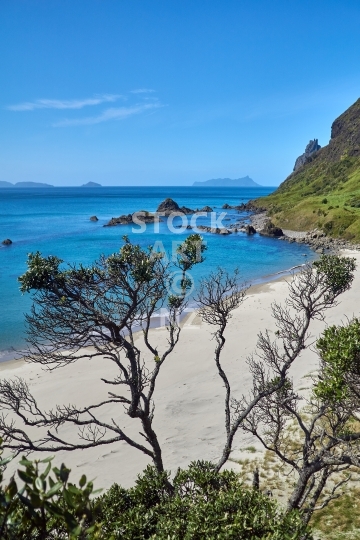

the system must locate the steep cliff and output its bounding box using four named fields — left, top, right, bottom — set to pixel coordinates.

left=254, top=98, right=360, bottom=241
left=293, top=139, right=321, bottom=171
